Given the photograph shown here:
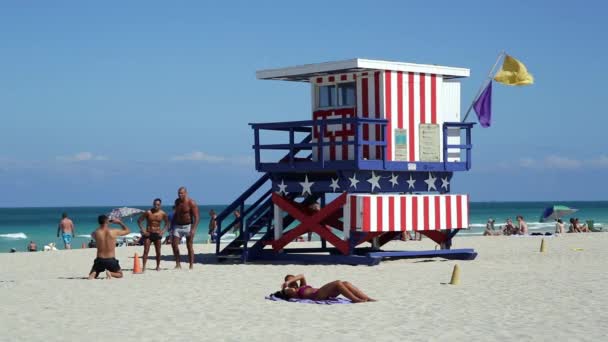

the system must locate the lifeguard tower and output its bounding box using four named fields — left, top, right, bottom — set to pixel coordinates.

left=215, top=58, right=477, bottom=265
